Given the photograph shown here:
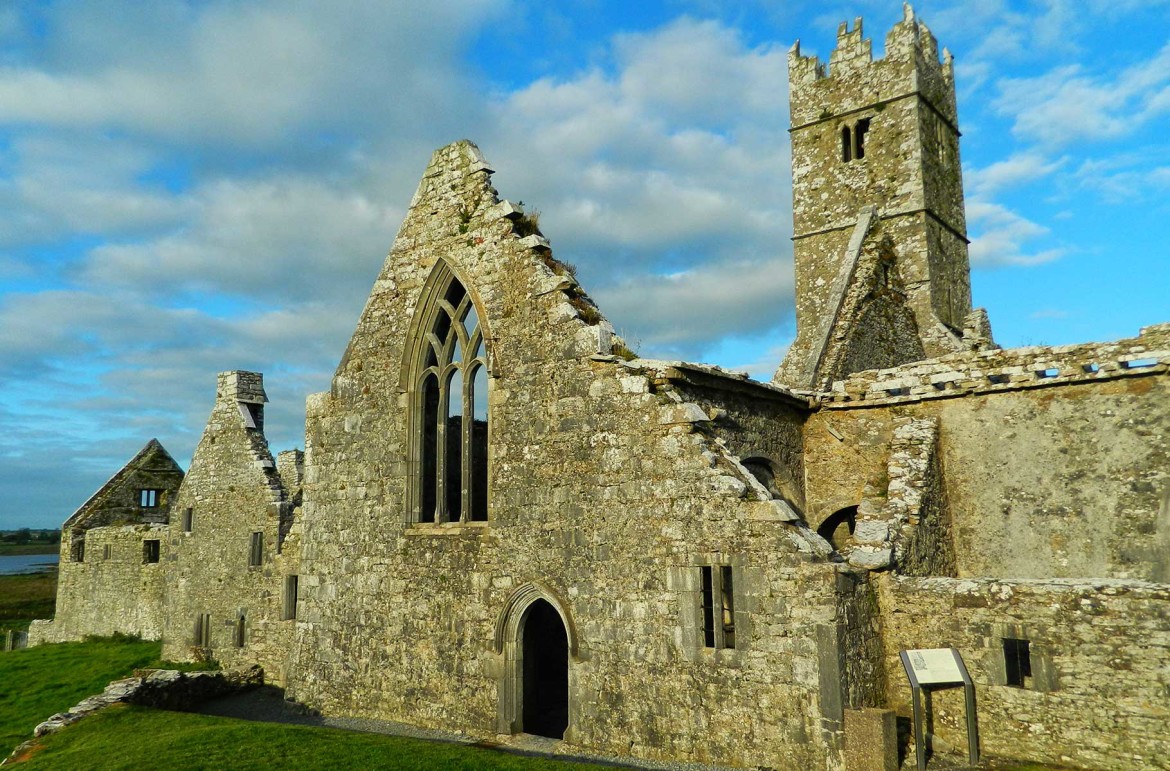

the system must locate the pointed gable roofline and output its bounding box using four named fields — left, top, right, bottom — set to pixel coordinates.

left=62, top=439, right=184, bottom=531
